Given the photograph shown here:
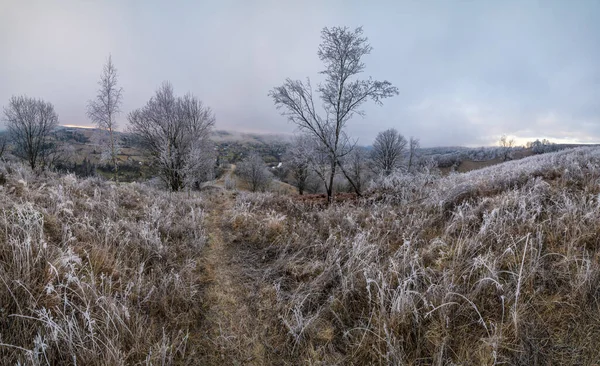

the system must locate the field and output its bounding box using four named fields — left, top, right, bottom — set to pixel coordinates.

left=1, top=147, right=600, bottom=364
